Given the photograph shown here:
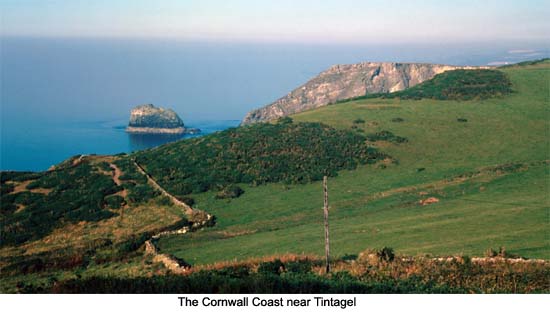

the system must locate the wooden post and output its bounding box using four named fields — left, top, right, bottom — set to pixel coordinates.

left=323, top=176, right=330, bottom=273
